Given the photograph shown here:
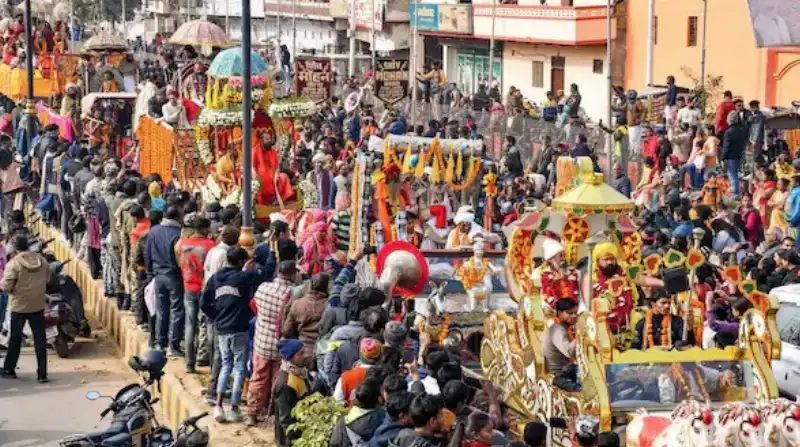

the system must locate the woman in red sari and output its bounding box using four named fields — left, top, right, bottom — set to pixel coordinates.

left=751, top=167, right=776, bottom=227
